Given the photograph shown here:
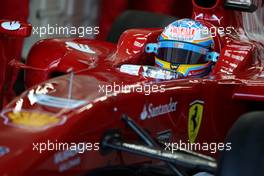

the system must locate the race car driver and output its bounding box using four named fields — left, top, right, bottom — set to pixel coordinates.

left=120, top=18, right=219, bottom=79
